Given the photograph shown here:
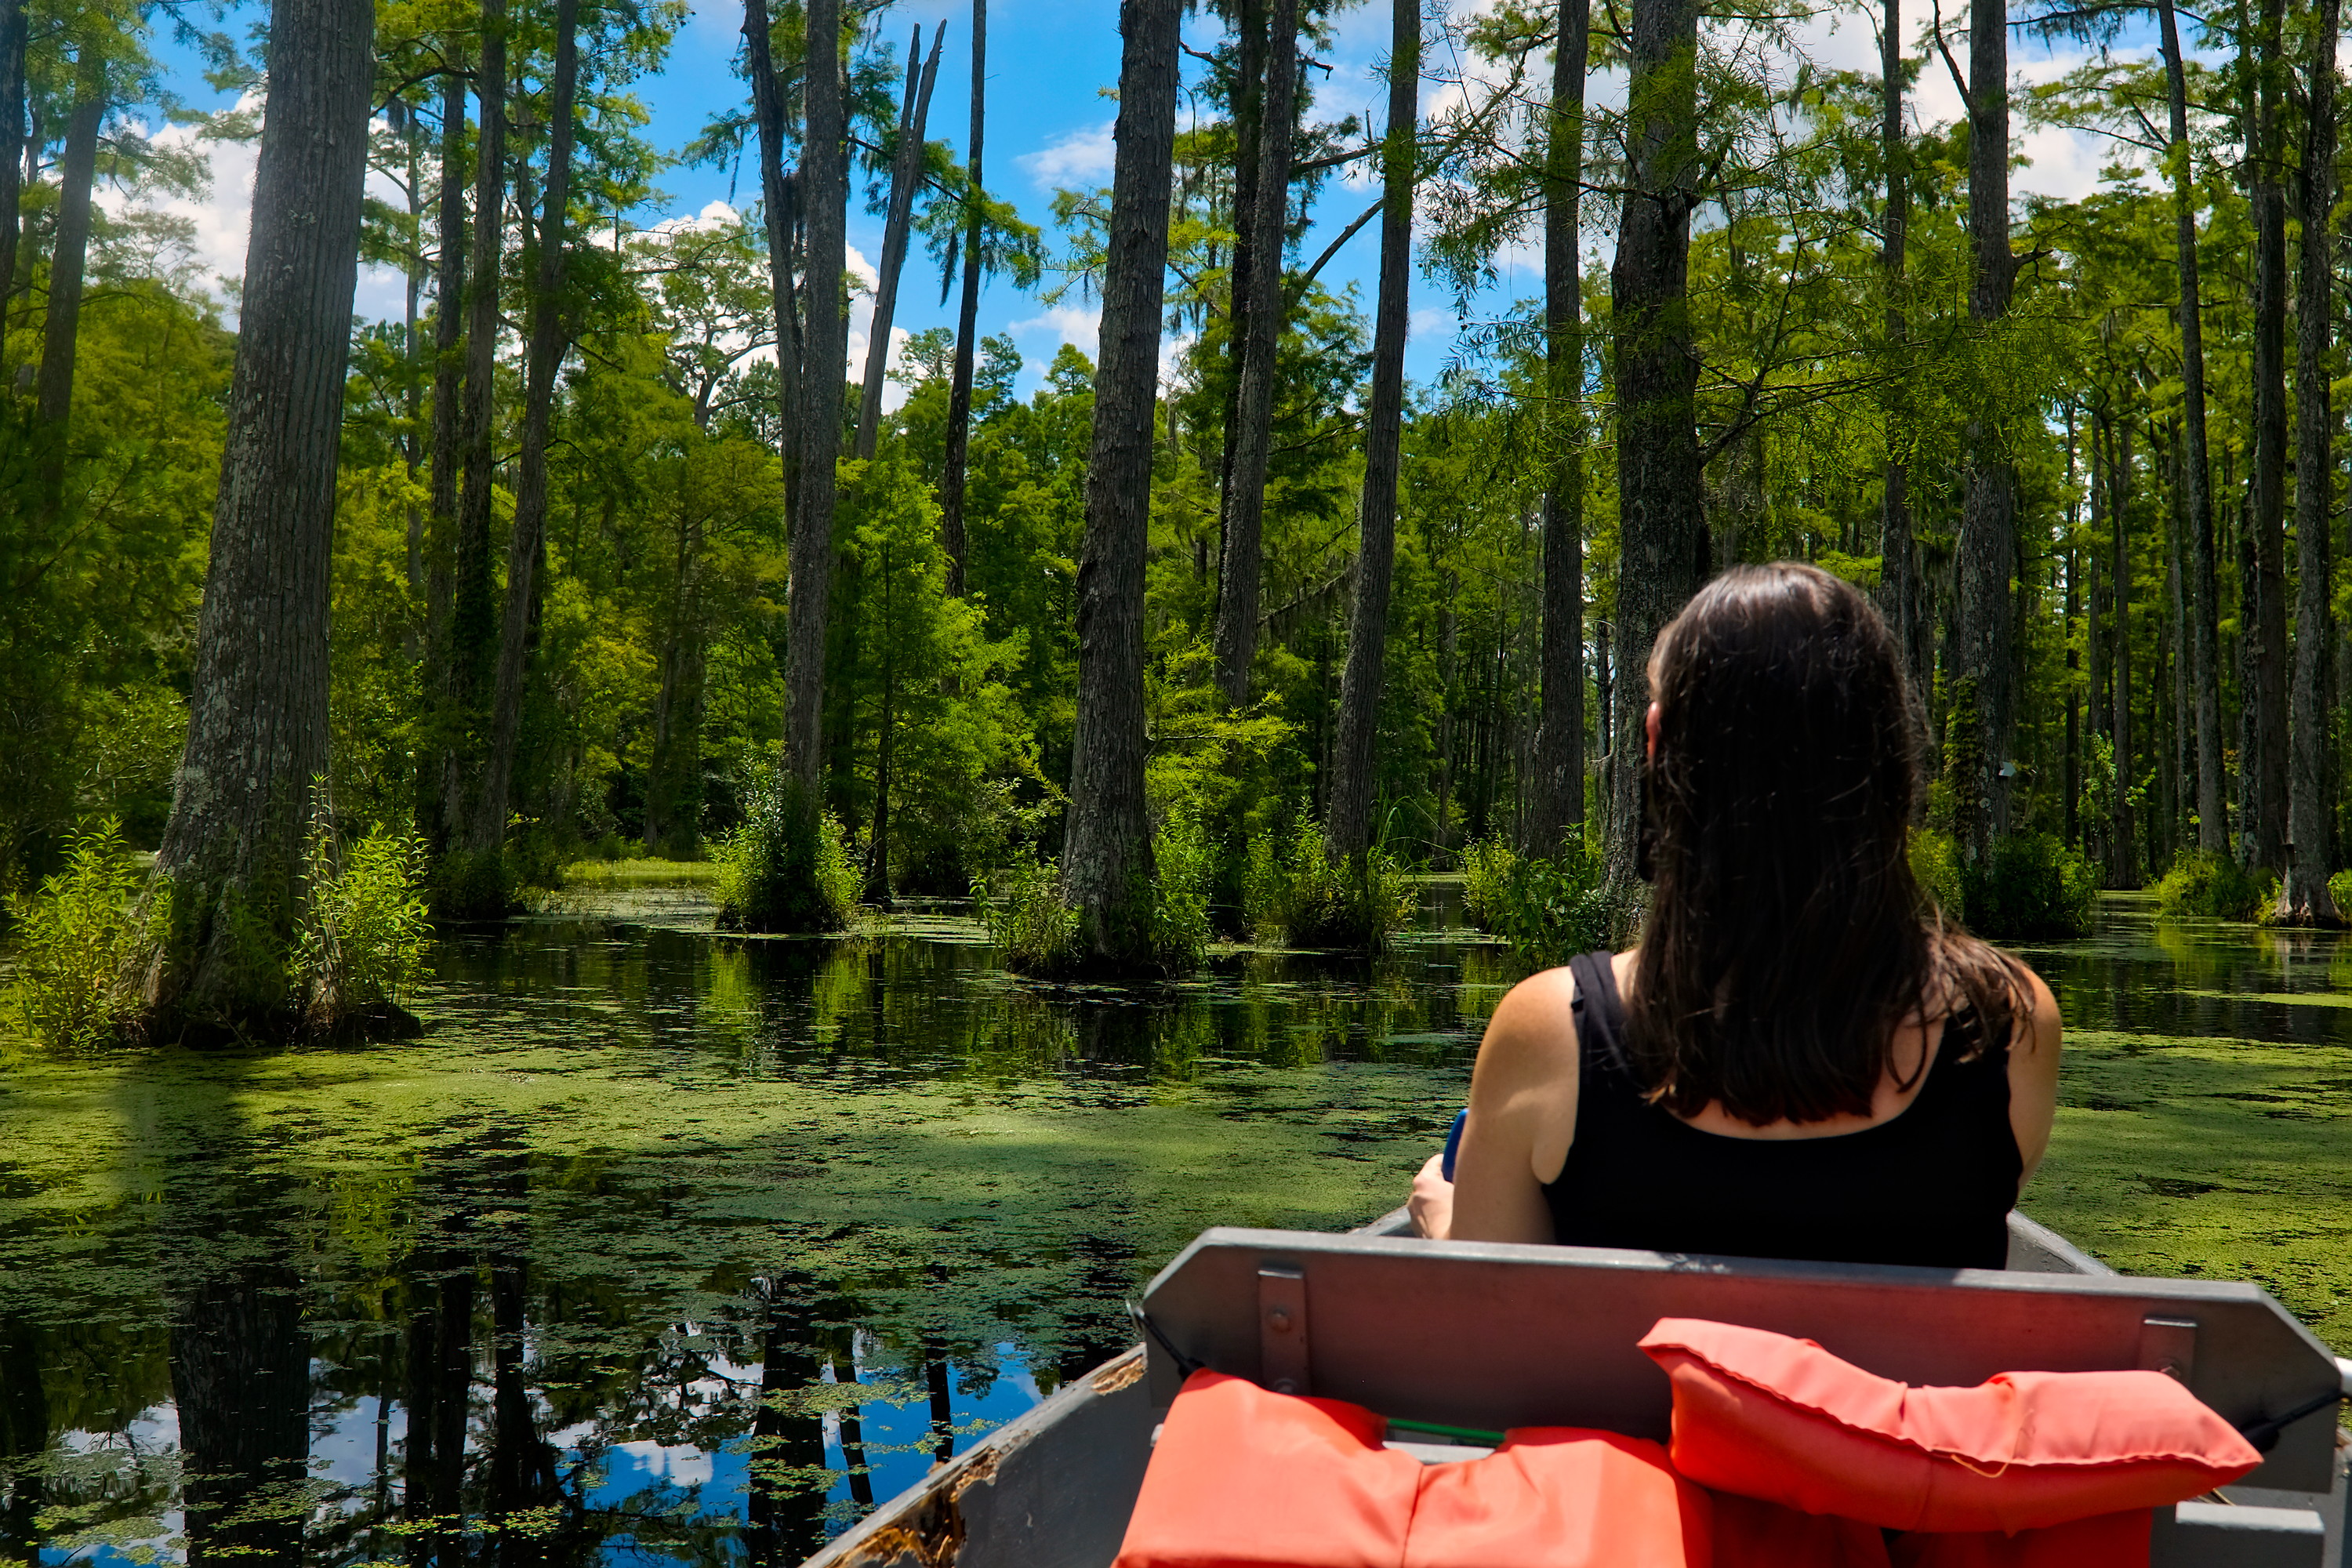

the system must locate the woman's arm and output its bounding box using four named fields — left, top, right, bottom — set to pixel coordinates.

left=1442, top=965, right=1583, bottom=1245
left=2008, top=963, right=2063, bottom=1188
